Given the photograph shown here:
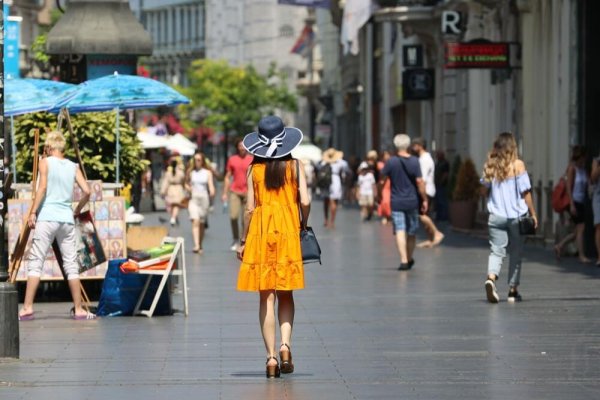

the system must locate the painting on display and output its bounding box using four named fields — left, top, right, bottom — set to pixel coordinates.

left=8, top=191, right=127, bottom=281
